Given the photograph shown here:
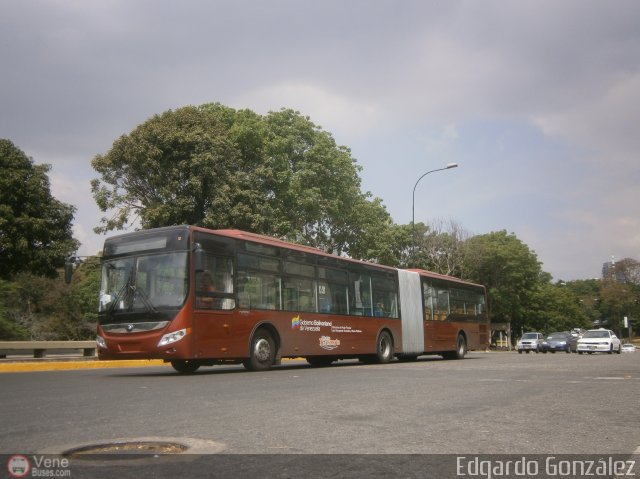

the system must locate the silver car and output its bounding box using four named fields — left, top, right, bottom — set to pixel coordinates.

left=517, top=332, right=544, bottom=353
